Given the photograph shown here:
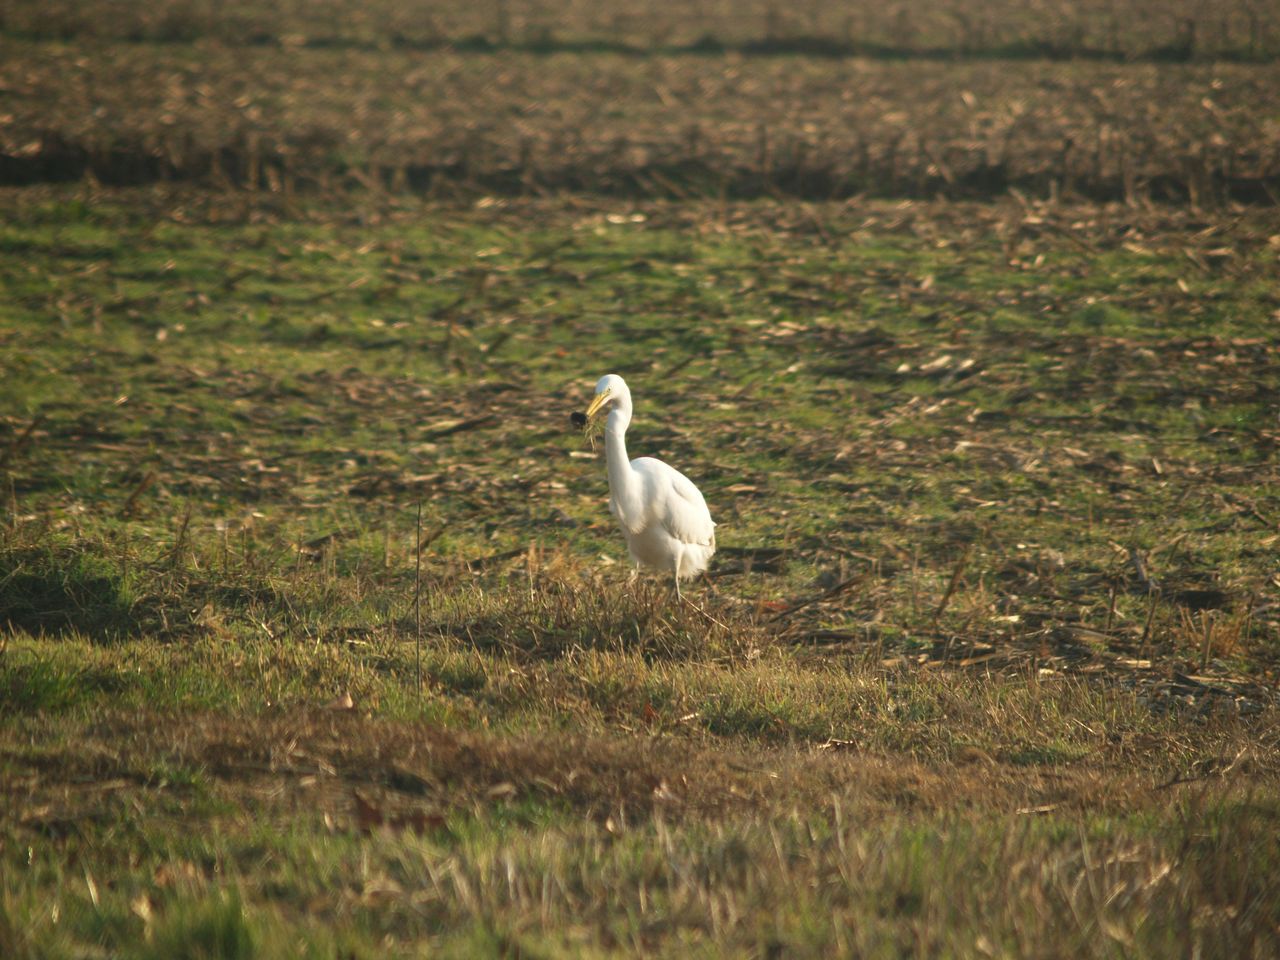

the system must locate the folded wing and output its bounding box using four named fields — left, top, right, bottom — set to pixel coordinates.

left=658, top=464, right=716, bottom=547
